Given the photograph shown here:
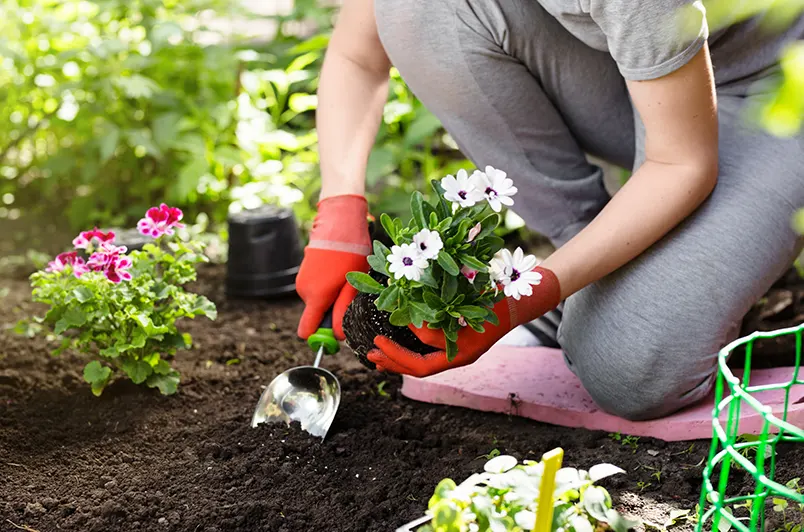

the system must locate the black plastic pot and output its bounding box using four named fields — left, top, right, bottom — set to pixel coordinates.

left=225, top=205, right=303, bottom=299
